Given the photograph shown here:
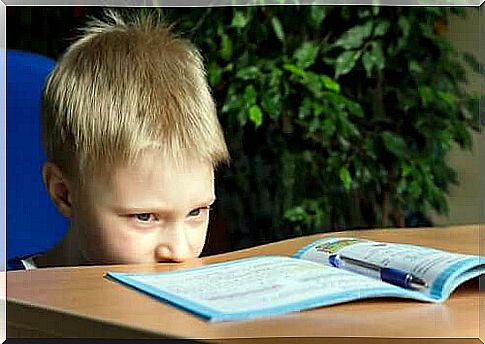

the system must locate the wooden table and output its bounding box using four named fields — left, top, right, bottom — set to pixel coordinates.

left=6, top=224, right=484, bottom=343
